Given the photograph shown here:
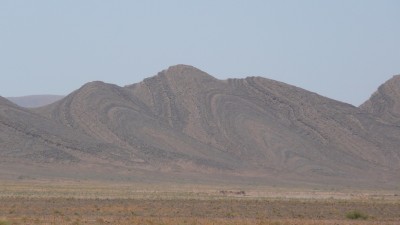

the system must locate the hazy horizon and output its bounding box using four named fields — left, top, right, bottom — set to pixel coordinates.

left=1, top=1, right=399, bottom=105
